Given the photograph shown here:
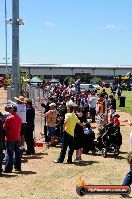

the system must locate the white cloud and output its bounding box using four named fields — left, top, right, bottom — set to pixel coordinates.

left=99, top=24, right=124, bottom=30
left=44, top=21, right=56, bottom=27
